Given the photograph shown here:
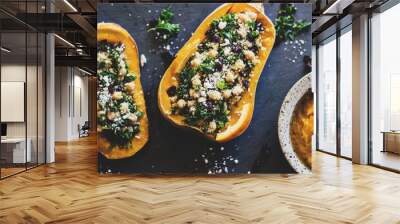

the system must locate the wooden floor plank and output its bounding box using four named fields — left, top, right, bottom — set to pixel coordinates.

left=0, top=135, right=400, bottom=224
